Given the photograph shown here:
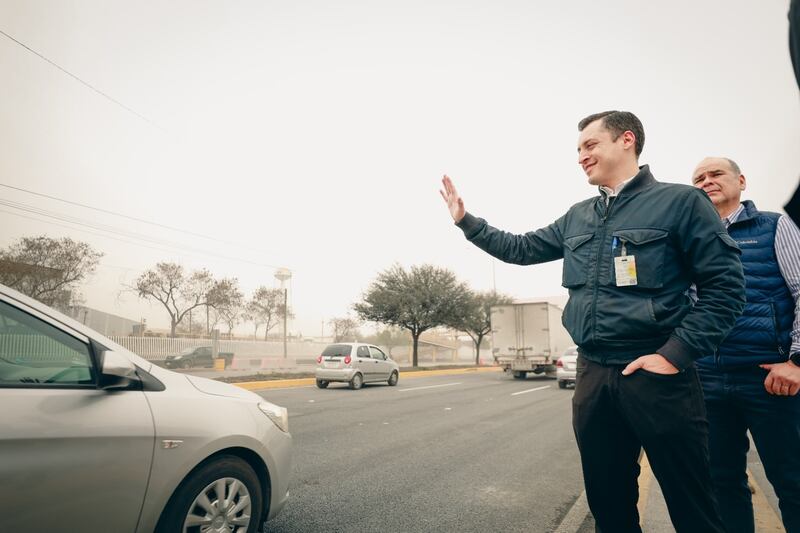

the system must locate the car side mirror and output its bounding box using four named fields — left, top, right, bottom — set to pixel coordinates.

left=100, top=350, right=140, bottom=390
